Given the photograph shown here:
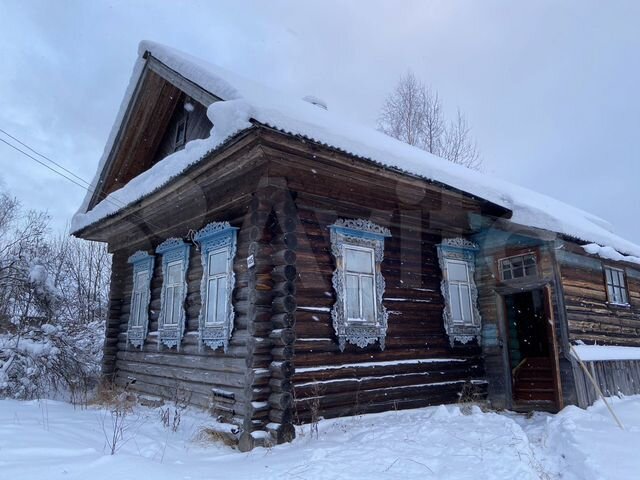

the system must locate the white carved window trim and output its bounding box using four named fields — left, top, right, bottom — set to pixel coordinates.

left=127, top=251, right=154, bottom=348
left=329, top=219, right=391, bottom=351
left=437, top=238, right=482, bottom=346
left=156, top=238, right=190, bottom=350
left=194, top=221, right=238, bottom=352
